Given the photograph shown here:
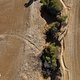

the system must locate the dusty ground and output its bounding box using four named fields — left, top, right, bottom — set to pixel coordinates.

left=1, top=0, right=80, bottom=80
left=64, top=0, right=80, bottom=80
left=0, top=0, right=46, bottom=80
